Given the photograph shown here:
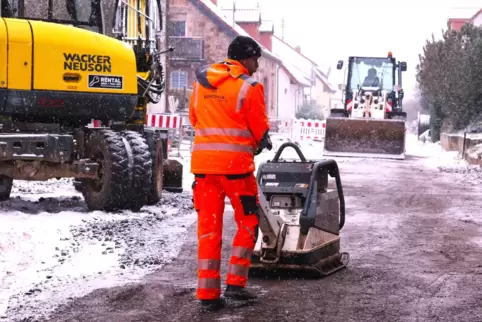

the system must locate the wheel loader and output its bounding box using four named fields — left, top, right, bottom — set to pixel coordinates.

left=324, top=52, right=408, bottom=160
left=249, top=142, right=349, bottom=277
left=0, top=0, right=183, bottom=211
